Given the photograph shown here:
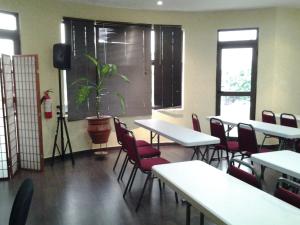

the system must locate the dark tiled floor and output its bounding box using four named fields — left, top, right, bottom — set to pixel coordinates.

left=0, top=145, right=281, bottom=225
